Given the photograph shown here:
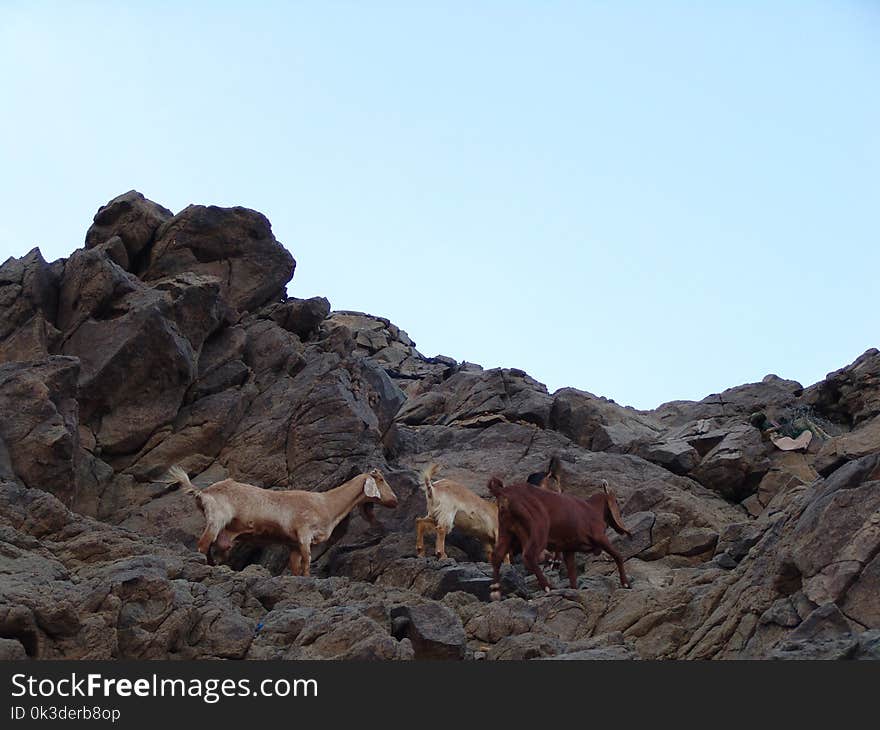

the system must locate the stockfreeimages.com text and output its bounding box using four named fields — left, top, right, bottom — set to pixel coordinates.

left=10, top=673, right=317, bottom=704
